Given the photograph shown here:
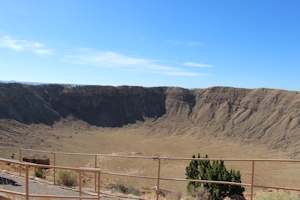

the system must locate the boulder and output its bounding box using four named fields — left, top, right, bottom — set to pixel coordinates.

left=22, top=155, right=50, bottom=168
